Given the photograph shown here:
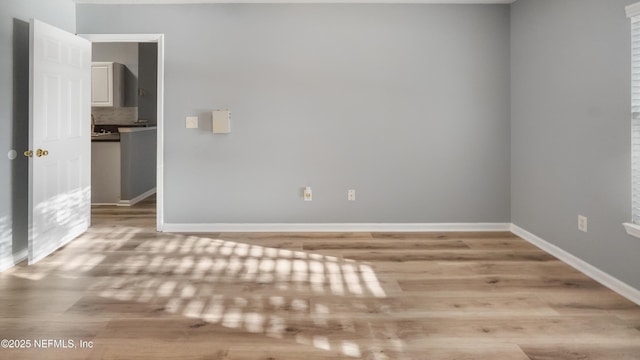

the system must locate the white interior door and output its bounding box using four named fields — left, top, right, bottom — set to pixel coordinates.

left=28, top=19, right=91, bottom=264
